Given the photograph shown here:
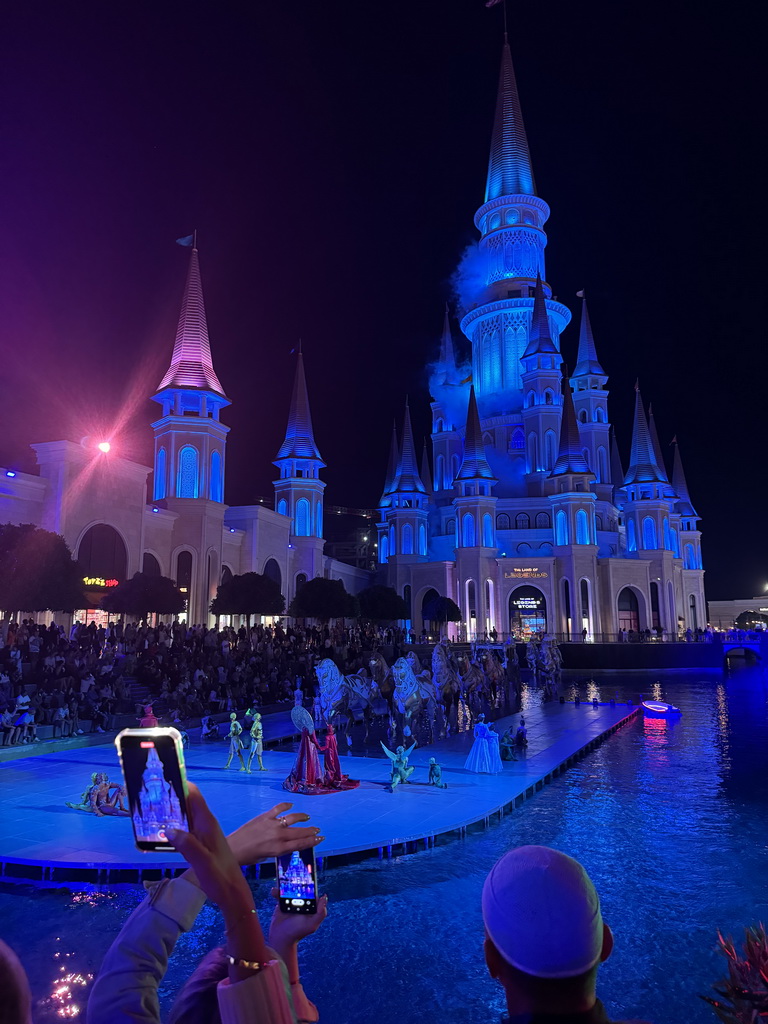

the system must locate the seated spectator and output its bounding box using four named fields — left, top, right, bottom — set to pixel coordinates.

left=1, top=706, right=17, bottom=745
left=52, top=703, right=72, bottom=738
left=482, top=845, right=650, bottom=1023
left=139, top=704, right=158, bottom=728
left=86, top=786, right=326, bottom=1024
